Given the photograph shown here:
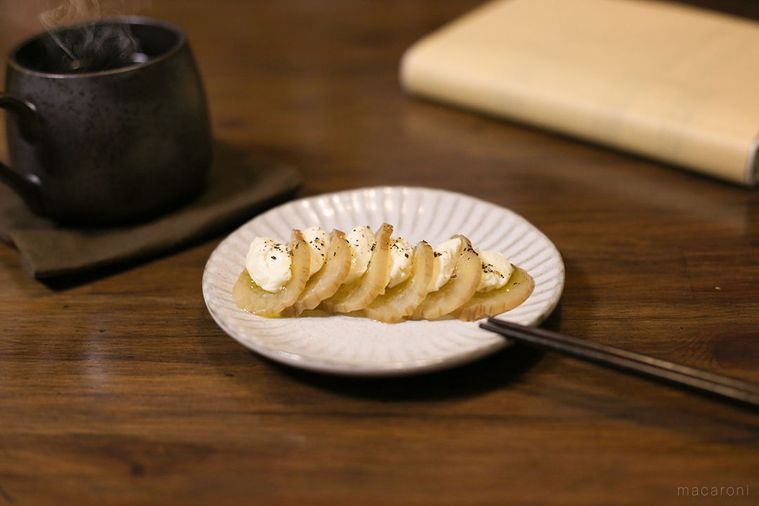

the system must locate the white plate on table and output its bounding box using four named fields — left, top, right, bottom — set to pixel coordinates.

left=202, top=186, right=564, bottom=376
